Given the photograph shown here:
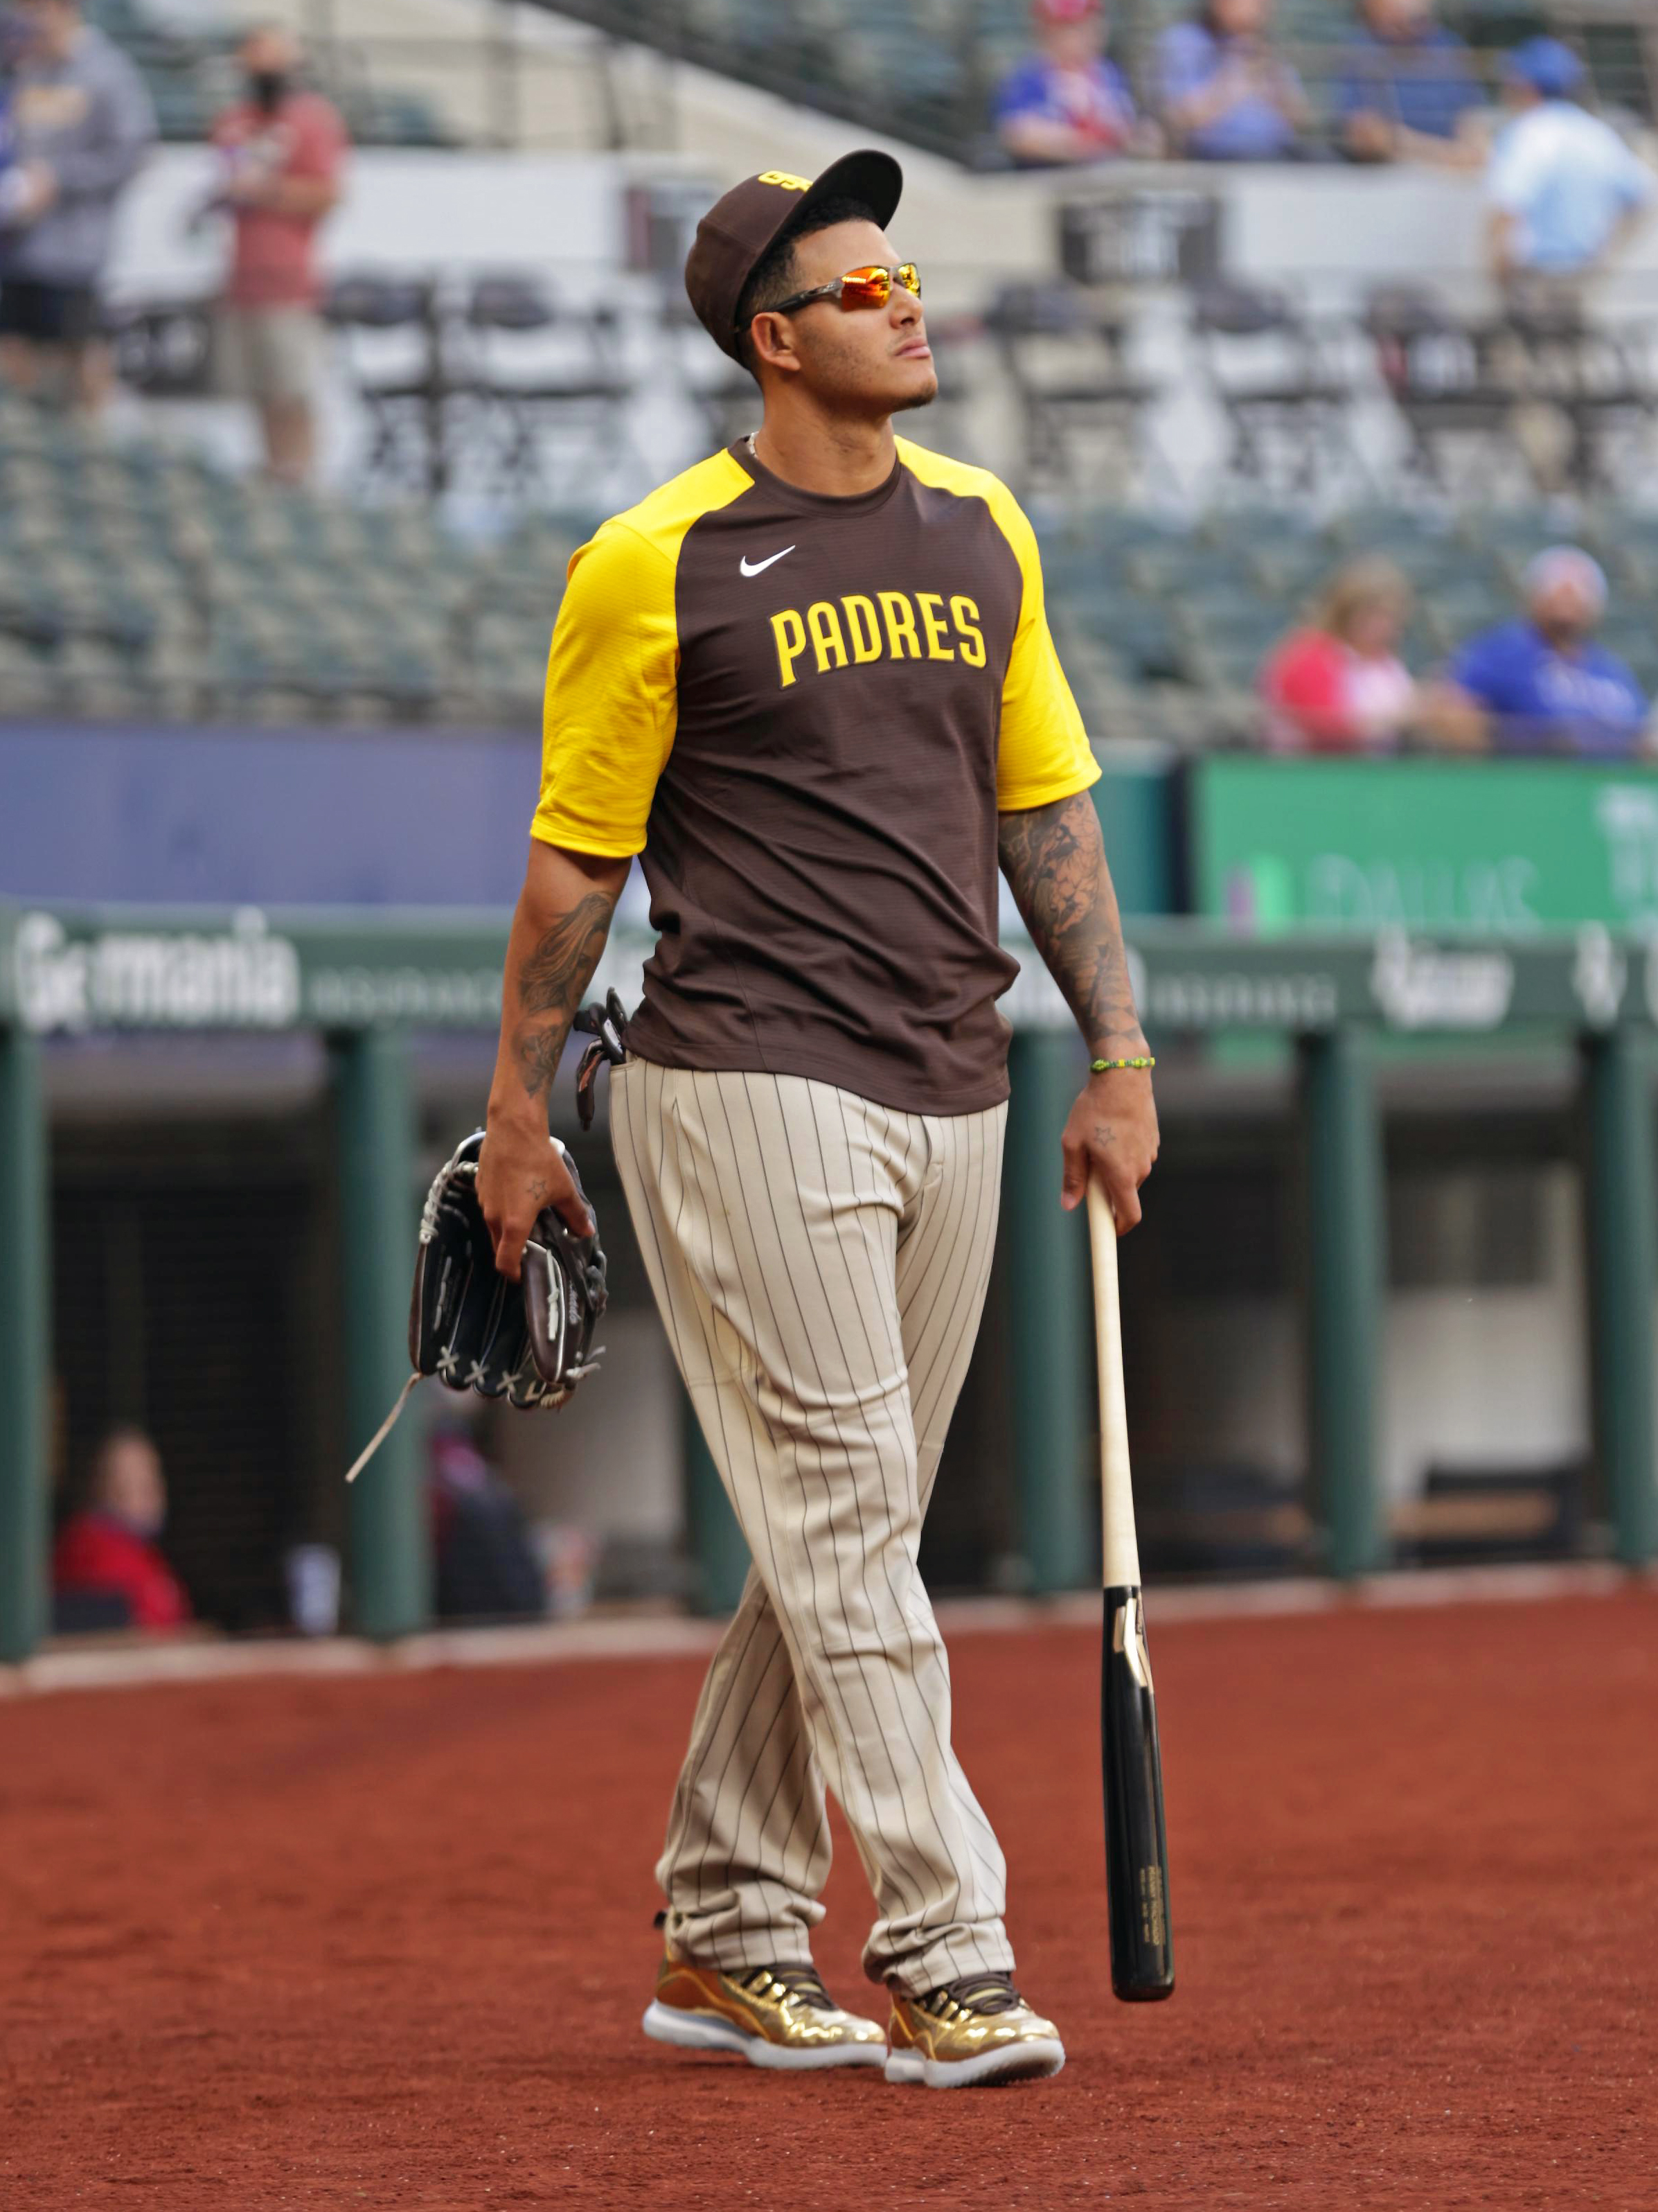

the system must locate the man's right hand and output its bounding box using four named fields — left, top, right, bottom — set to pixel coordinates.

left=1344, top=109, right=1395, bottom=163
left=479, top=1111, right=593, bottom=1282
